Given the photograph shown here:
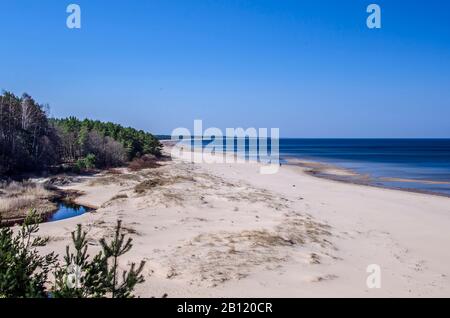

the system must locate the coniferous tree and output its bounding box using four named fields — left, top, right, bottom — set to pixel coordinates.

left=53, top=220, right=145, bottom=298
left=100, top=220, right=146, bottom=298
left=52, top=117, right=162, bottom=166
left=0, top=211, right=58, bottom=298
left=0, top=212, right=146, bottom=298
